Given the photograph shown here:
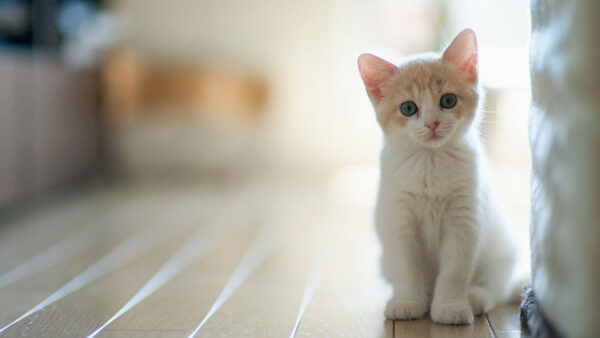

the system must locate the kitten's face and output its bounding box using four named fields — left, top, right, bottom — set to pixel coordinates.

left=377, top=56, right=479, bottom=147
left=358, top=29, right=480, bottom=148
